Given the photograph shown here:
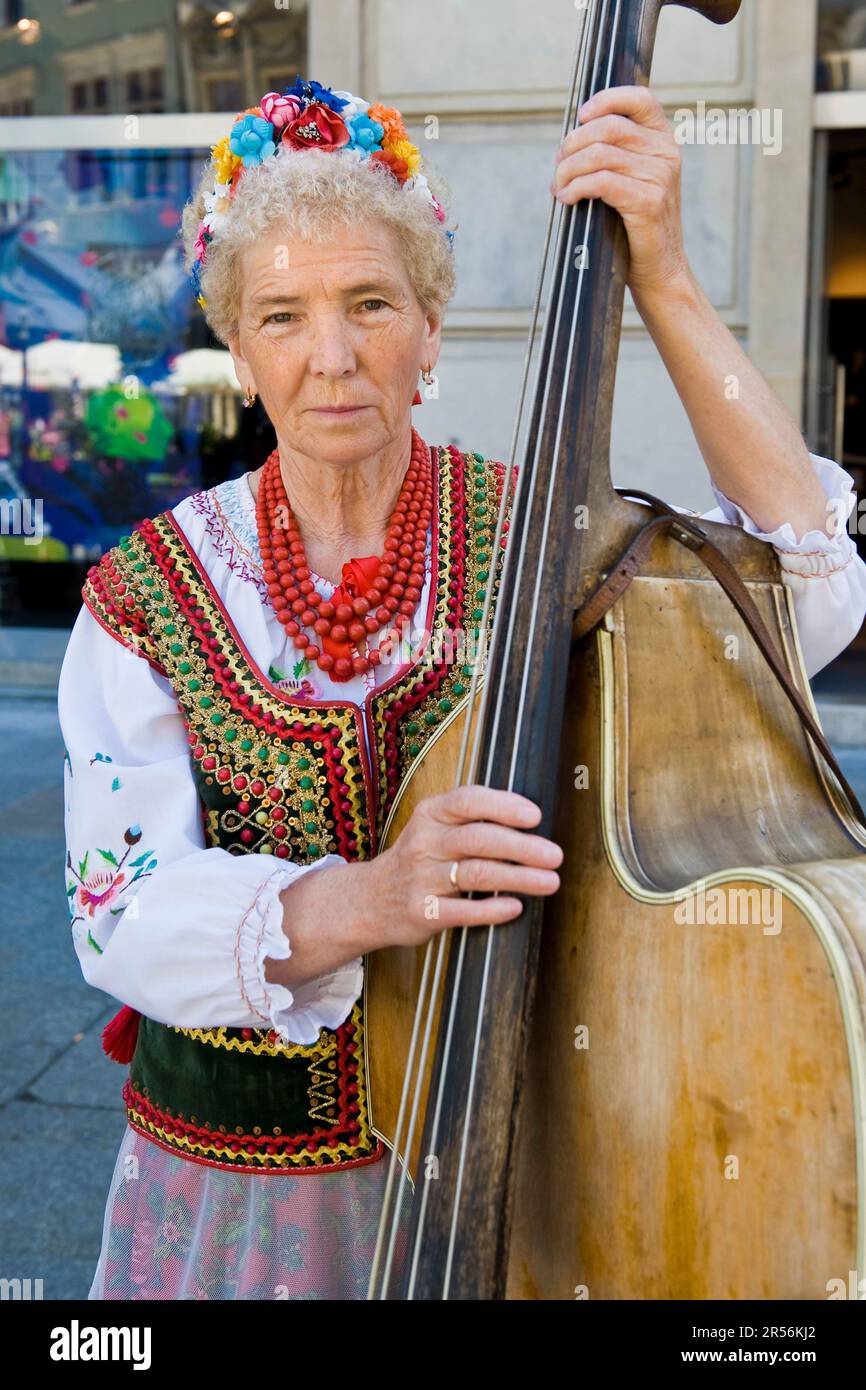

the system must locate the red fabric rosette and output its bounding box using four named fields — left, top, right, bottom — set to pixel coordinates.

left=370, top=147, right=410, bottom=184
left=341, top=555, right=381, bottom=597
left=282, top=101, right=351, bottom=151
left=321, top=555, right=383, bottom=668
